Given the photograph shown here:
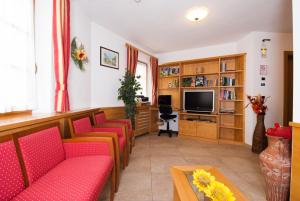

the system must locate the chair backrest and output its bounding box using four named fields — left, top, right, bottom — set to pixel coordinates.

left=17, top=124, right=65, bottom=185
left=93, top=112, right=107, bottom=125
left=70, top=114, right=93, bottom=135
left=0, top=136, right=25, bottom=201
left=159, top=105, right=173, bottom=115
